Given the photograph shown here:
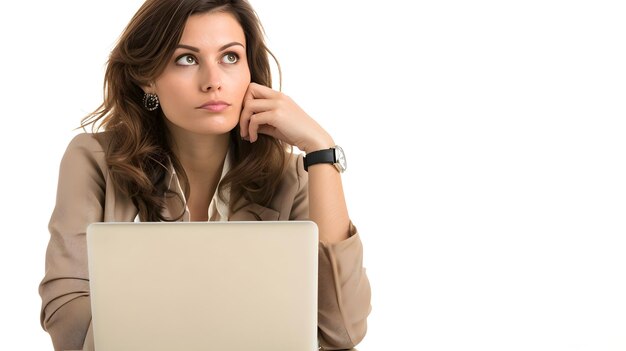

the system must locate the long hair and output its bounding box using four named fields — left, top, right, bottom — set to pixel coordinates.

left=81, top=0, right=287, bottom=221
